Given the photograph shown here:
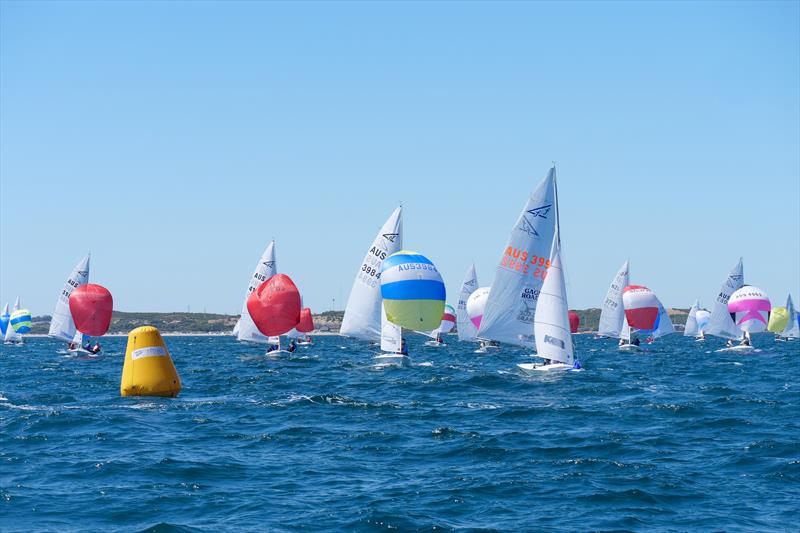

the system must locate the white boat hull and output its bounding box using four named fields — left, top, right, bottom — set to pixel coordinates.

left=618, top=344, right=642, bottom=352
left=424, top=340, right=446, bottom=347
left=373, top=354, right=411, bottom=367
left=266, top=349, right=291, bottom=356
left=716, top=345, right=756, bottom=353
left=517, top=362, right=573, bottom=372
